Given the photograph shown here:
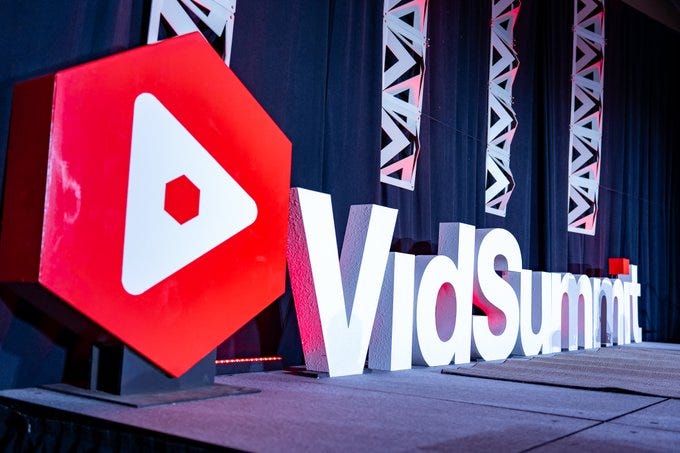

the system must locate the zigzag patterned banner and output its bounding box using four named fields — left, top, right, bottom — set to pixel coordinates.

left=485, top=0, right=520, bottom=217
left=567, top=0, right=605, bottom=235
left=147, top=0, right=237, bottom=66
left=380, top=0, right=429, bottom=191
